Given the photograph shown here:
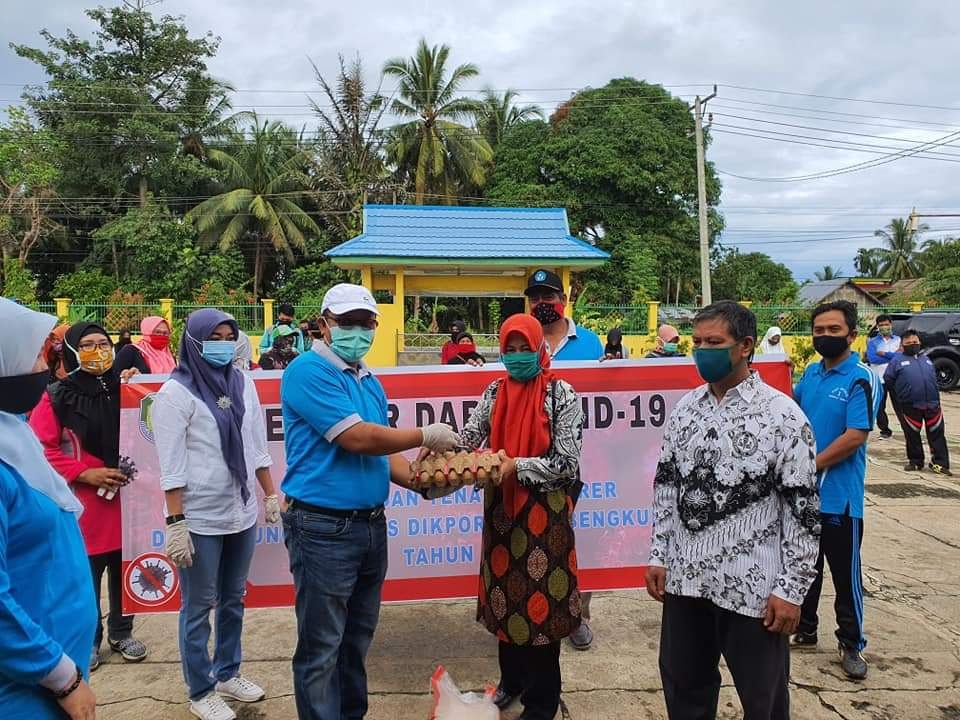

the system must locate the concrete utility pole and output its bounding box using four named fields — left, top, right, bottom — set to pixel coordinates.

left=694, top=85, right=718, bottom=306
